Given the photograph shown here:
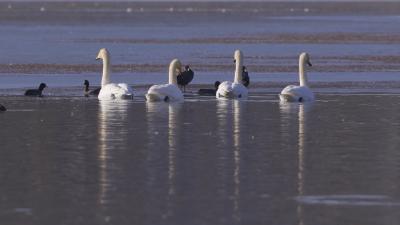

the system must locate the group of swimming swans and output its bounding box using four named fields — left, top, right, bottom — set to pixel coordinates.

left=0, top=48, right=314, bottom=112
left=95, top=48, right=314, bottom=103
